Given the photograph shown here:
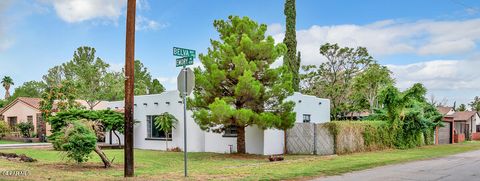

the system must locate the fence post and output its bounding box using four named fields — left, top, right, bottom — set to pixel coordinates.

left=313, top=123, right=317, bottom=155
